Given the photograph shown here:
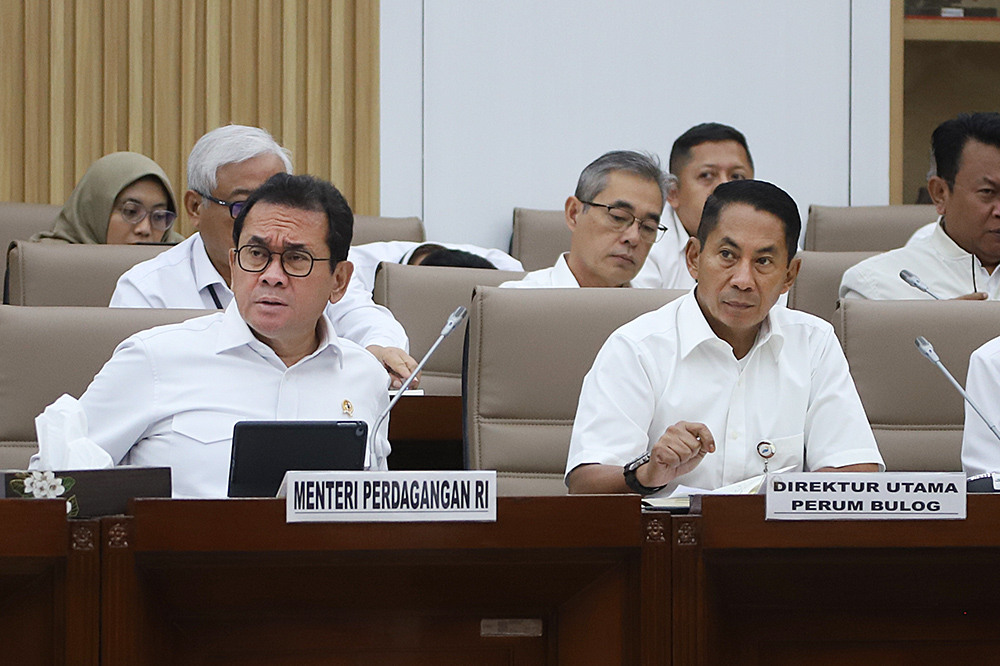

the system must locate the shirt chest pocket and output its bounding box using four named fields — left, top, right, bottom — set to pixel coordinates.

left=171, top=412, right=236, bottom=445
left=764, top=432, right=805, bottom=472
